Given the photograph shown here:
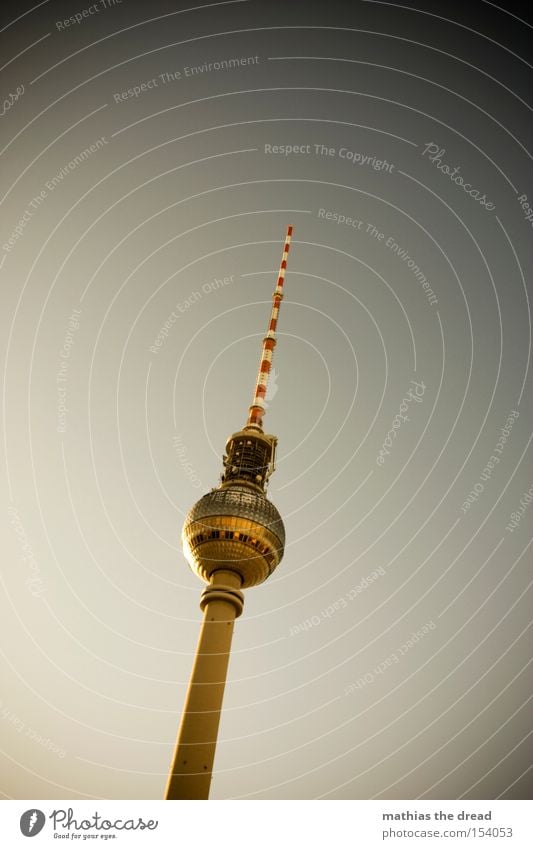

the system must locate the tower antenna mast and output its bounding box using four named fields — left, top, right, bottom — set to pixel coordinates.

left=246, top=224, right=293, bottom=430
